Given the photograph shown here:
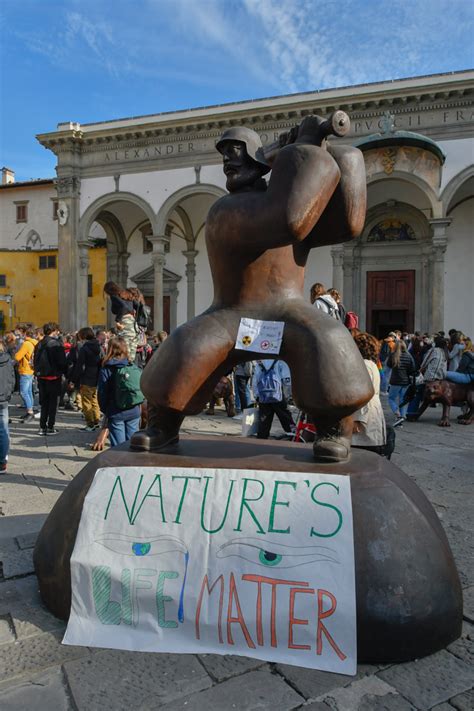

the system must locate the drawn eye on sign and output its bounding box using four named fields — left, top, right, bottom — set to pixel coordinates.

left=96, top=533, right=187, bottom=558
left=216, top=537, right=339, bottom=569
